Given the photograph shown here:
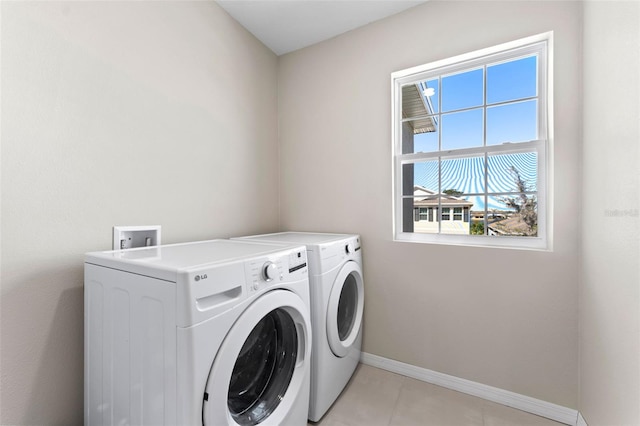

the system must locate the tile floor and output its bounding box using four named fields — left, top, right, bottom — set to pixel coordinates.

left=309, top=364, right=566, bottom=426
